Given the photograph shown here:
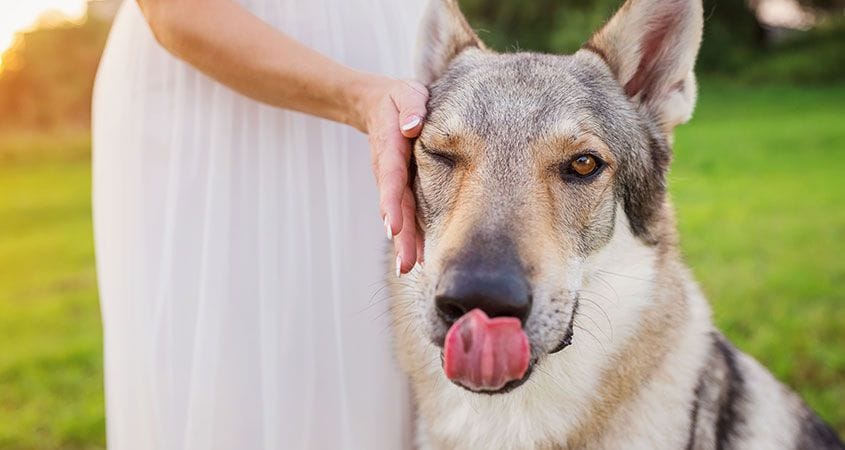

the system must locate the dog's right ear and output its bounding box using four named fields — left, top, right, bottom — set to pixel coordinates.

left=416, top=0, right=485, bottom=85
